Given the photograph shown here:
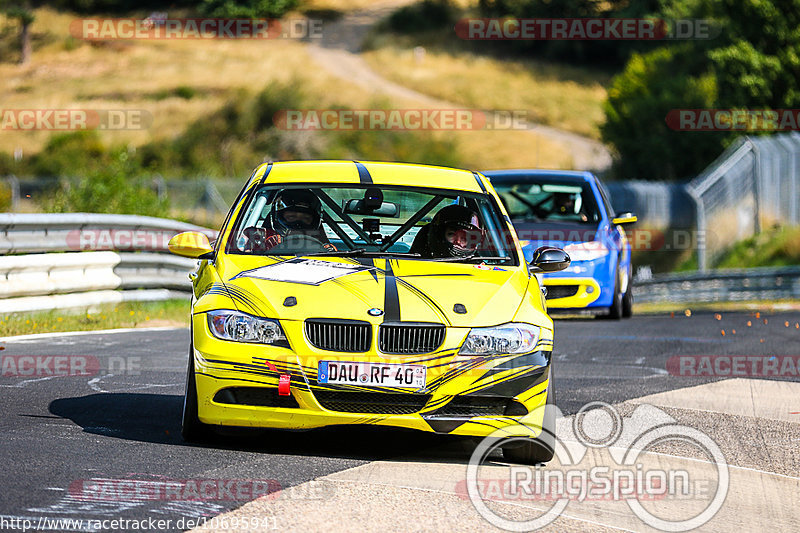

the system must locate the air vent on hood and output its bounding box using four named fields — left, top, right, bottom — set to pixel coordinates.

left=378, top=322, right=445, bottom=355
left=305, top=319, right=371, bottom=352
